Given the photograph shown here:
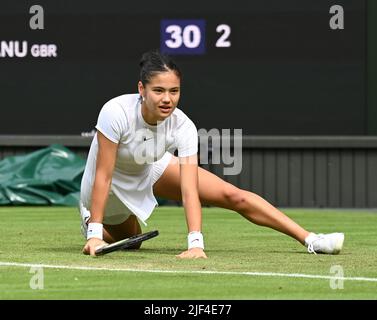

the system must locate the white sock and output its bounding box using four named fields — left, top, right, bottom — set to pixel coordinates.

left=304, top=232, right=317, bottom=247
